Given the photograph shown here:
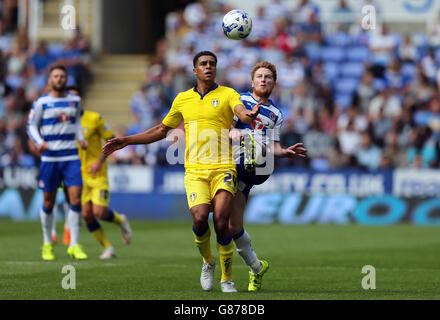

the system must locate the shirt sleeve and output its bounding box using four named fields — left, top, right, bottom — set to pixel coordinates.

left=97, top=114, right=114, bottom=139
left=27, top=100, right=44, bottom=146
left=162, top=94, right=183, bottom=128
left=273, top=111, right=284, bottom=142
left=75, top=100, right=85, bottom=141
left=229, top=89, right=243, bottom=114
